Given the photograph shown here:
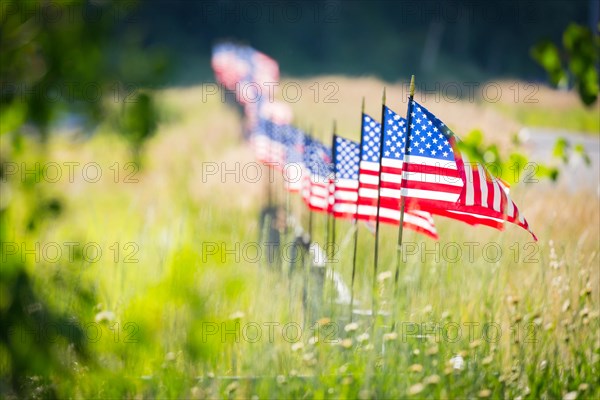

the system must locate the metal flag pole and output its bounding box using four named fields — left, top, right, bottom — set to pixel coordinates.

left=266, top=117, right=274, bottom=207
left=303, top=128, right=314, bottom=328
left=392, top=75, right=416, bottom=332
left=371, top=88, right=386, bottom=321
left=349, top=97, right=365, bottom=322
left=328, top=121, right=338, bottom=313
